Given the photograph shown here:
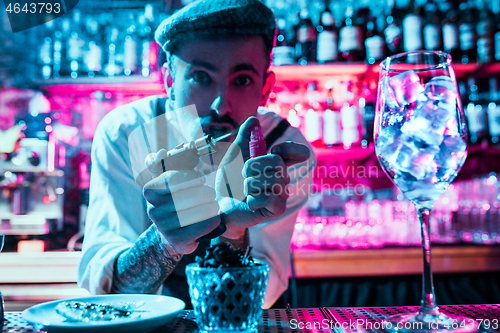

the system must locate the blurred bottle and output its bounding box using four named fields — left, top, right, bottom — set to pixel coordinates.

left=494, top=0, right=500, bottom=61
left=287, top=109, right=302, bottom=129
left=422, top=0, right=443, bottom=51
left=384, top=1, right=404, bottom=56
left=476, top=0, right=494, bottom=64
left=402, top=0, right=423, bottom=52
left=364, top=14, right=385, bottom=65
left=123, top=14, right=138, bottom=76
left=341, top=101, right=359, bottom=148
left=304, top=82, right=322, bottom=144
left=58, top=18, right=72, bottom=77
left=466, top=78, right=488, bottom=145
left=487, top=77, right=500, bottom=145
left=83, top=16, right=103, bottom=77
left=316, top=2, right=338, bottom=64
left=458, top=0, right=477, bottom=64
left=339, top=4, right=363, bottom=62
left=38, top=20, right=55, bottom=79
left=66, top=10, right=84, bottom=78
left=359, top=80, right=377, bottom=147
left=140, top=4, right=160, bottom=77
left=323, top=83, right=341, bottom=146
left=442, top=1, right=461, bottom=62
left=53, top=28, right=62, bottom=78
left=105, top=27, right=122, bottom=77
left=273, top=18, right=296, bottom=66
left=323, top=108, right=341, bottom=146
left=295, top=7, right=317, bottom=65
